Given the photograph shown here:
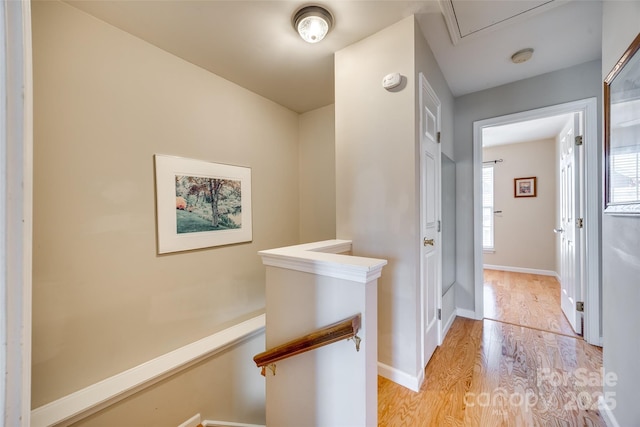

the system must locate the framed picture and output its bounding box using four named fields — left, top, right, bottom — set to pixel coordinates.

left=604, top=32, right=640, bottom=215
left=154, top=154, right=252, bottom=254
left=514, top=177, right=536, bottom=198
